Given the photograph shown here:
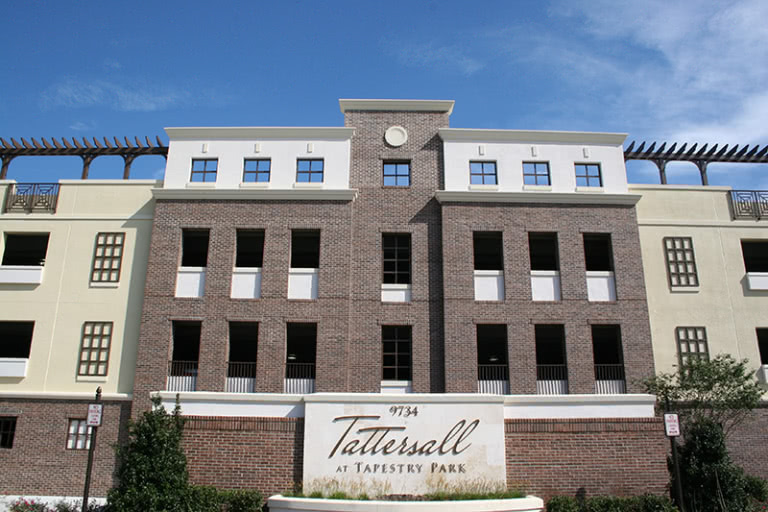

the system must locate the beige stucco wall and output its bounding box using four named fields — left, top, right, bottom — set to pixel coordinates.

left=631, top=184, right=768, bottom=377
left=0, top=180, right=158, bottom=395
